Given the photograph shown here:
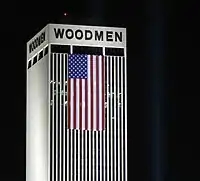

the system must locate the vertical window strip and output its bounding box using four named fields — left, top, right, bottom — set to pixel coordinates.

left=66, top=54, right=70, bottom=181
left=50, top=53, right=53, bottom=181
left=76, top=130, right=79, bottom=181
left=56, top=53, right=59, bottom=181
left=78, top=129, right=80, bottom=181
left=121, top=56, right=124, bottom=181
left=63, top=54, right=66, bottom=181
left=79, top=130, right=84, bottom=181
left=56, top=54, right=60, bottom=181
left=115, top=56, right=119, bottom=181
left=85, top=131, right=87, bottom=181
left=88, top=130, right=90, bottom=181
left=102, top=130, right=105, bottom=181
left=123, top=56, right=126, bottom=181
left=110, top=56, right=113, bottom=181
left=53, top=53, right=57, bottom=181
left=72, top=130, right=74, bottom=181
left=102, top=55, right=106, bottom=181
left=124, top=56, right=127, bottom=181
left=119, top=57, right=122, bottom=181
left=82, top=130, right=85, bottom=181
left=58, top=54, right=62, bottom=181
left=100, top=131, right=102, bottom=181
left=92, top=131, right=95, bottom=181
left=95, top=131, right=97, bottom=181
left=69, top=129, right=72, bottom=181
left=113, top=56, right=117, bottom=181
left=117, top=57, right=121, bottom=181
left=89, top=131, right=92, bottom=181
left=74, top=130, right=77, bottom=181
left=61, top=54, right=64, bottom=181
left=104, top=57, right=107, bottom=181
left=97, top=132, right=99, bottom=181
